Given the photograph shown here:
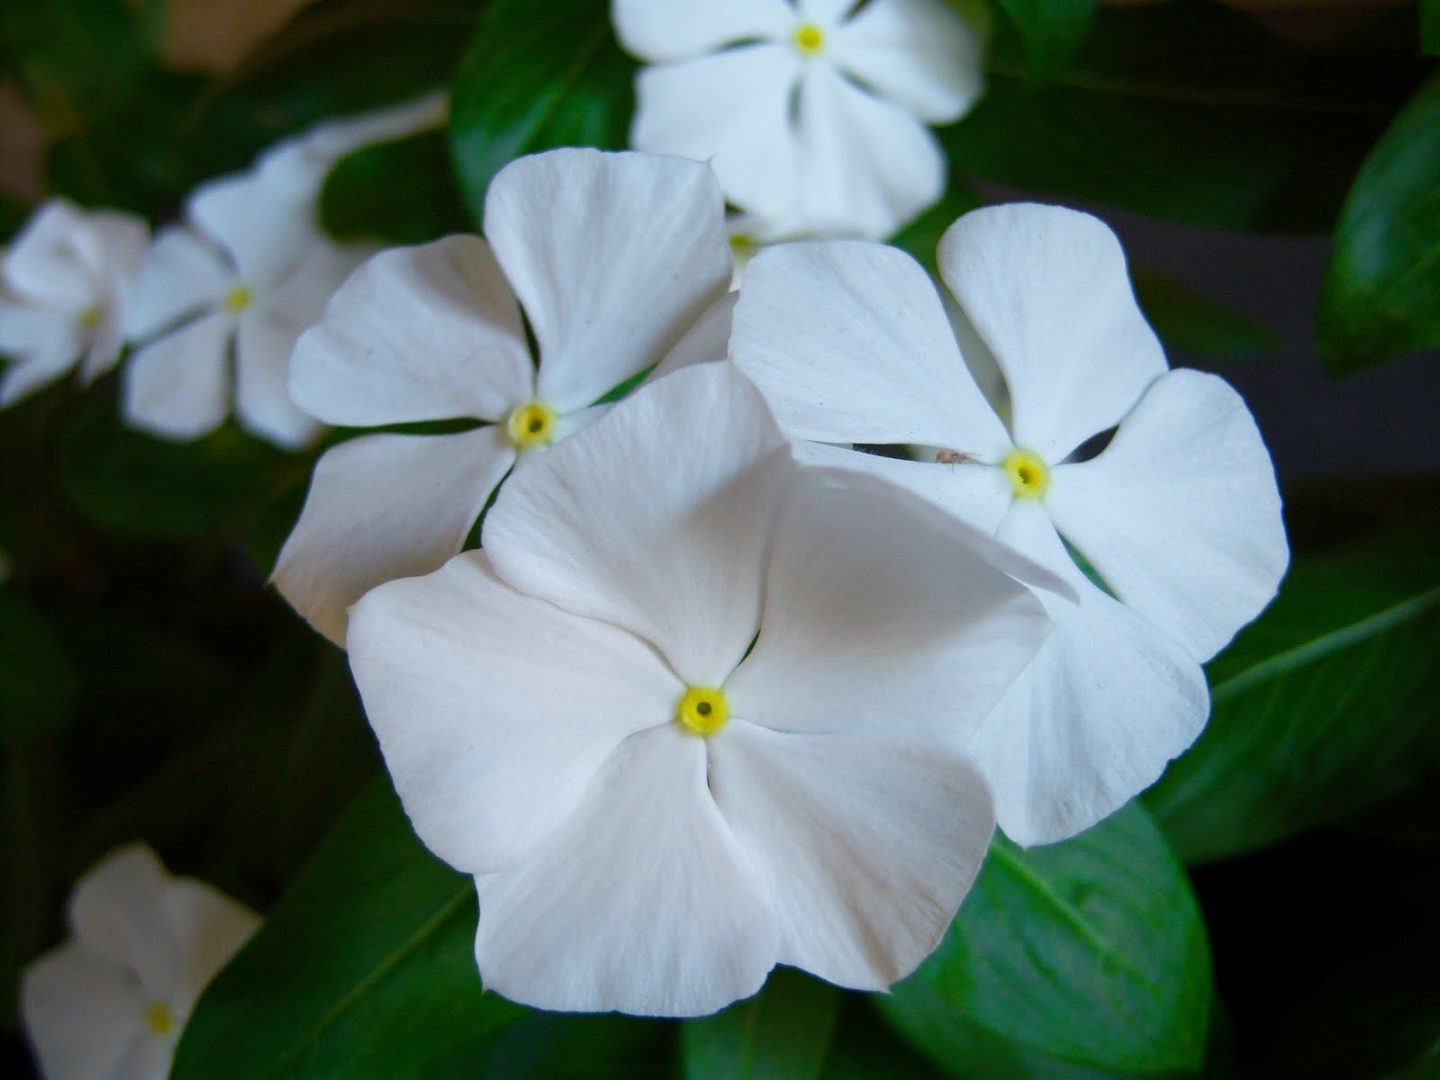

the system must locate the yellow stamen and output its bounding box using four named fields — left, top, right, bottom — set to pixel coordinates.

left=676, top=687, right=729, bottom=737
left=729, top=233, right=757, bottom=258
left=1002, top=448, right=1050, bottom=499
left=145, top=1002, right=173, bottom=1036
left=792, top=22, right=825, bottom=55
left=223, top=285, right=254, bottom=313
left=506, top=400, right=558, bottom=450
left=78, top=305, right=102, bottom=330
